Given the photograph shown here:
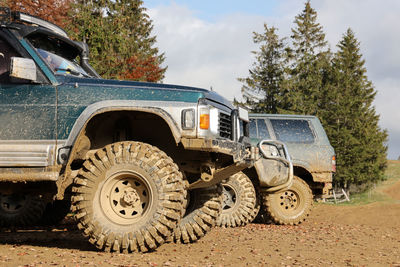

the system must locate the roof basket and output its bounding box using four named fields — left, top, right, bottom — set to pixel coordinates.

left=0, top=7, right=68, bottom=38
left=13, top=11, right=68, bottom=37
